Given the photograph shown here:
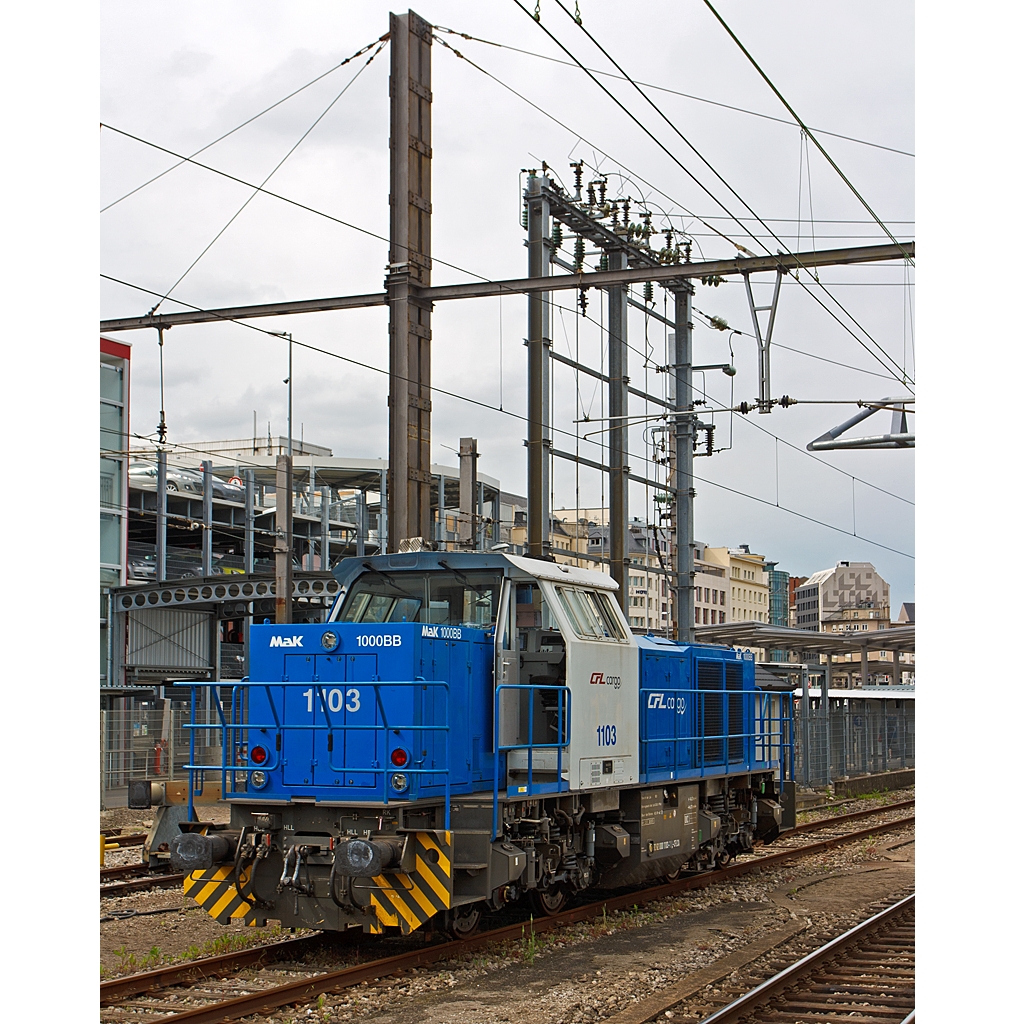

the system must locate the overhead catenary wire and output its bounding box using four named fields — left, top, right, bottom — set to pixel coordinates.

left=100, top=32, right=390, bottom=214
left=440, top=21, right=912, bottom=390
left=147, top=38, right=388, bottom=316
left=431, top=24, right=913, bottom=157
left=99, top=123, right=497, bottom=288
left=103, top=271, right=910, bottom=559
left=430, top=32, right=743, bottom=252
left=690, top=307, right=913, bottom=505
left=701, top=0, right=914, bottom=264
left=102, top=35, right=914, bottom=391
left=692, top=307, right=907, bottom=382
left=529, top=0, right=913, bottom=388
